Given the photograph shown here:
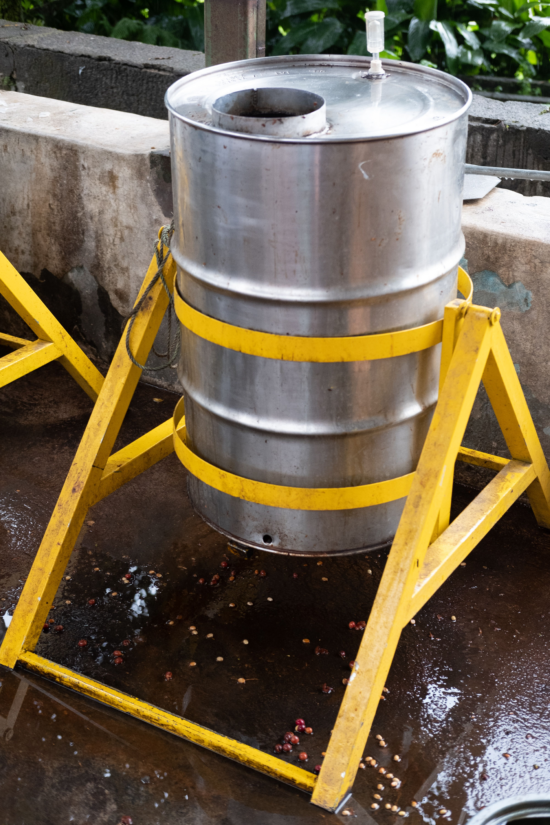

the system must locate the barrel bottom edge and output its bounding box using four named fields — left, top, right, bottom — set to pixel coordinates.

left=187, top=477, right=404, bottom=557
